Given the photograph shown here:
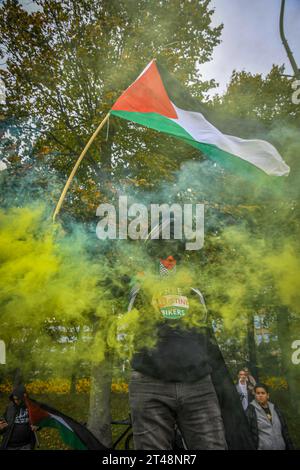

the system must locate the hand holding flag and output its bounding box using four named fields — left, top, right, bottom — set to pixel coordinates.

left=25, top=396, right=107, bottom=450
